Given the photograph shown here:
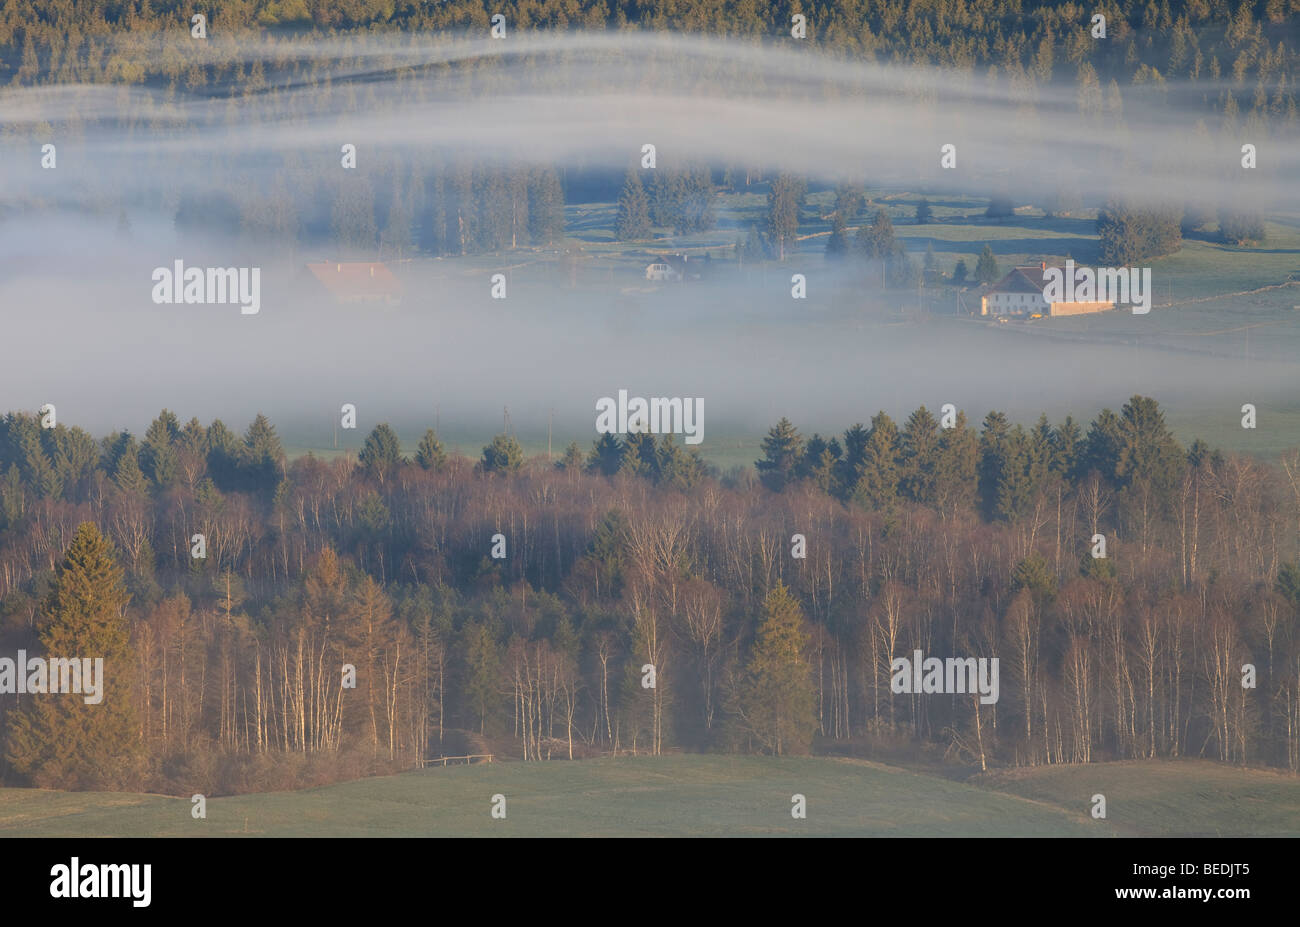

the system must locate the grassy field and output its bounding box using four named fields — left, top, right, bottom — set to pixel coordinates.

left=977, top=759, right=1300, bottom=837
left=2, top=755, right=1296, bottom=837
